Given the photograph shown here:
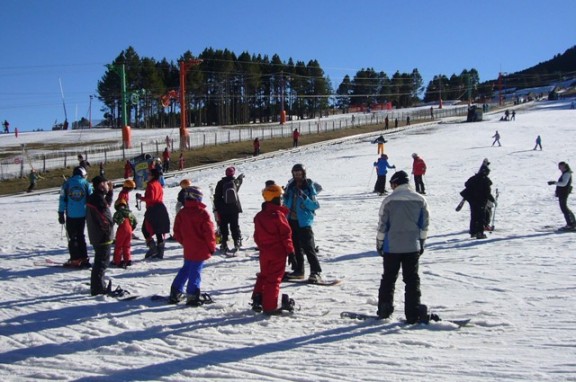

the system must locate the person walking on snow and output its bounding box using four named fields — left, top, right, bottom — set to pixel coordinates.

left=136, top=168, right=170, bottom=259
left=251, top=183, right=296, bottom=315
left=111, top=199, right=137, bottom=267
left=213, top=167, right=245, bottom=252
left=292, top=129, right=300, bottom=148
left=283, top=163, right=323, bottom=283
left=375, top=170, right=430, bottom=323
left=533, top=135, right=542, bottom=150
left=547, top=161, right=575, bottom=231
left=169, top=186, right=216, bottom=306
left=27, top=169, right=44, bottom=193
left=411, top=153, right=427, bottom=194
left=373, top=154, right=395, bottom=195
left=58, top=166, right=93, bottom=268
left=492, top=131, right=501, bottom=146
left=460, top=165, right=495, bottom=239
